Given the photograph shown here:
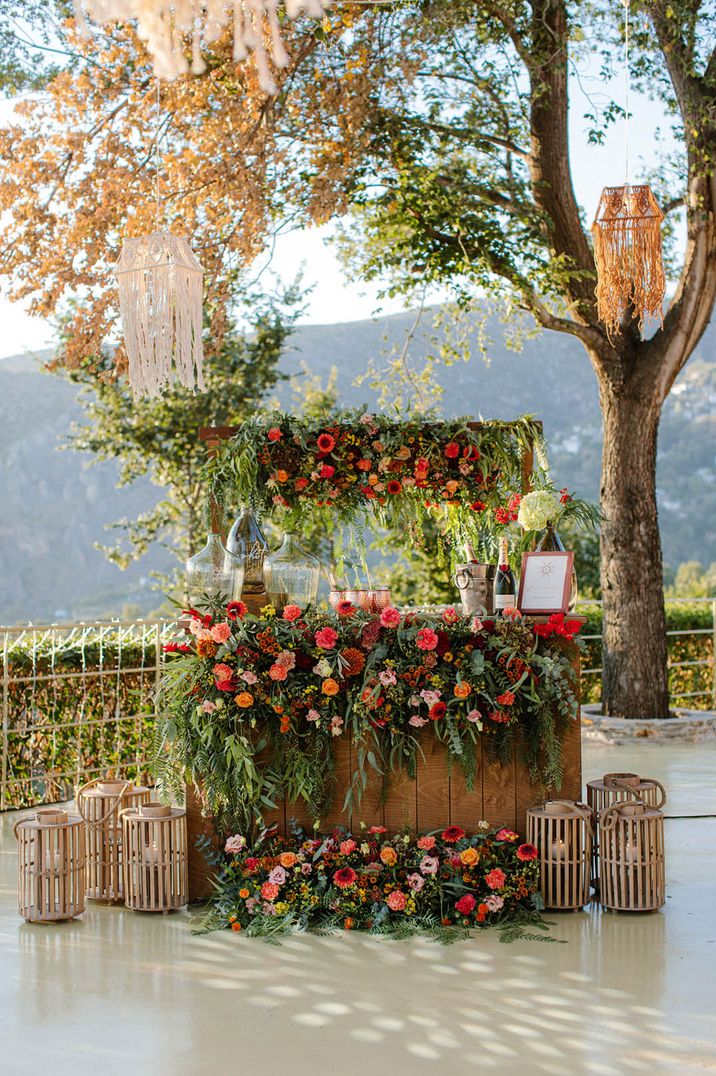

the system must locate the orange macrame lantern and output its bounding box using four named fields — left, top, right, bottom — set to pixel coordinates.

left=591, top=184, right=666, bottom=336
